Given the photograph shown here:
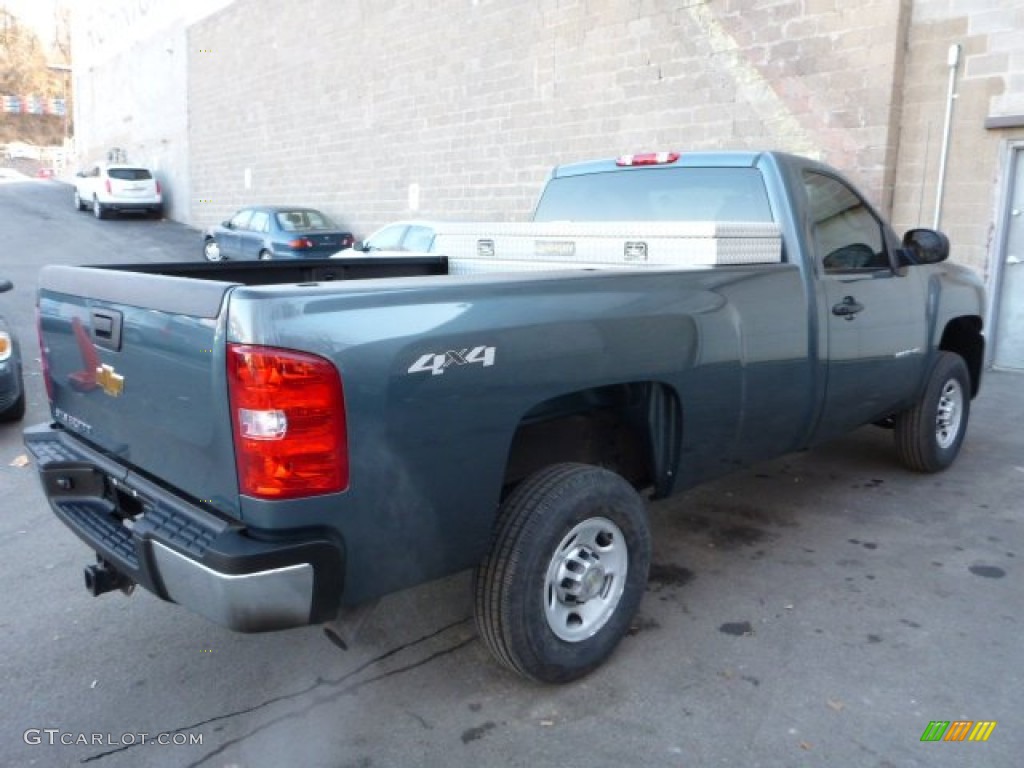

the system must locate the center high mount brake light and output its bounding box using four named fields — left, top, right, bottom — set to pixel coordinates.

left=615, top=152, right=681, bottom=167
